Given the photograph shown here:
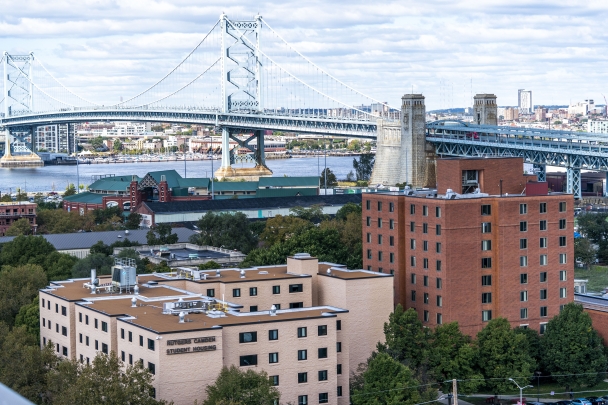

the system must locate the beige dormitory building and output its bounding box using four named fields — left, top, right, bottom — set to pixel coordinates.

left=39, top=254, right=393, bottom=405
